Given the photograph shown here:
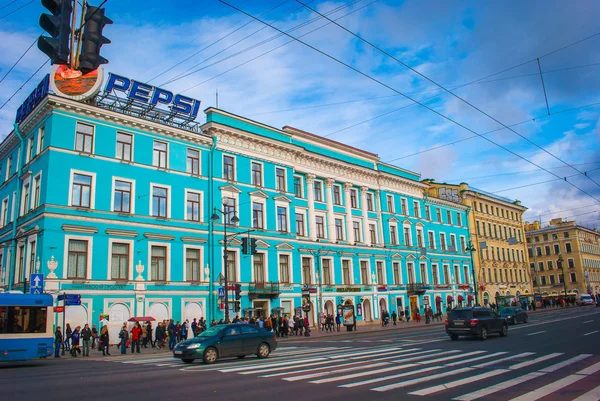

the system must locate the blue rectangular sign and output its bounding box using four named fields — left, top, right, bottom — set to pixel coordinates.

left=218, top=287, right=225, bottom=299
left=16, top=74, right=50, bottom=124
left=29, top=273, right=44, bottom=295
